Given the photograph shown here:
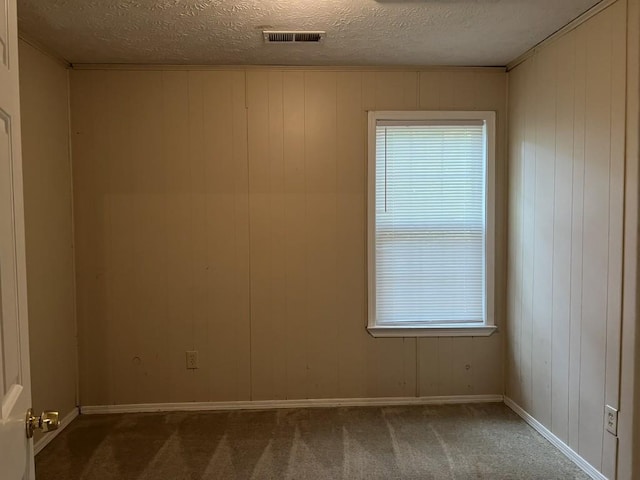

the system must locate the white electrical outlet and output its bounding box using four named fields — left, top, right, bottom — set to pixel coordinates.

left=605, top=405, right=618, bottom=436
left=186, top=350, right=199, bottom=370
